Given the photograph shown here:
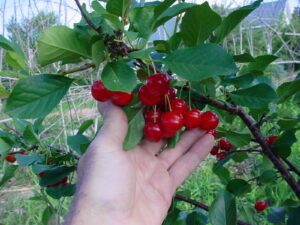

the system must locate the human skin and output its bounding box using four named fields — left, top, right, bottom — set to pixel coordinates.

left=64, top=101, right=214, bottom=225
